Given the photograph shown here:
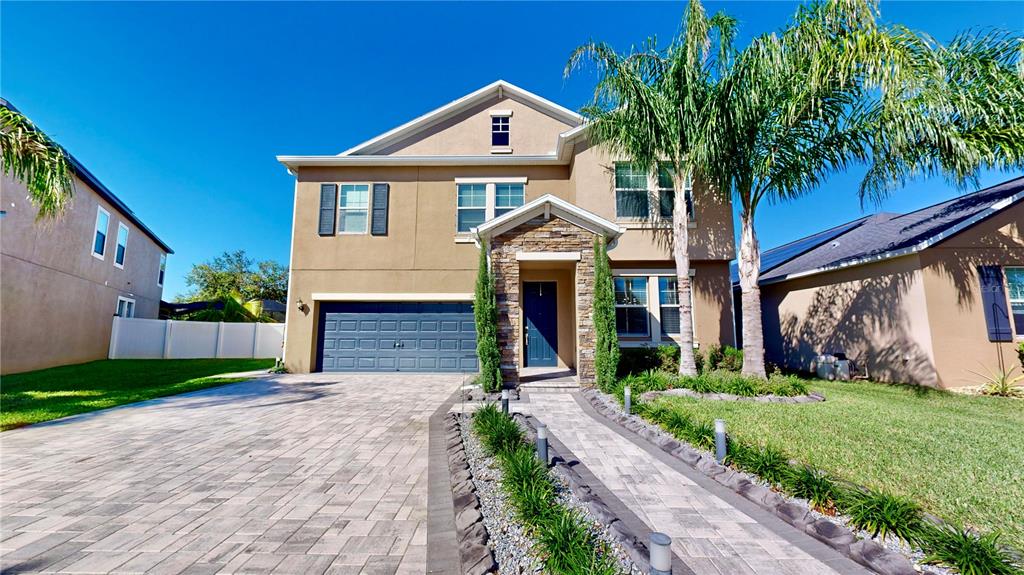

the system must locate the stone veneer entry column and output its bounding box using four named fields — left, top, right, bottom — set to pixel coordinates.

left=490, top=215, right=598, bottom=385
